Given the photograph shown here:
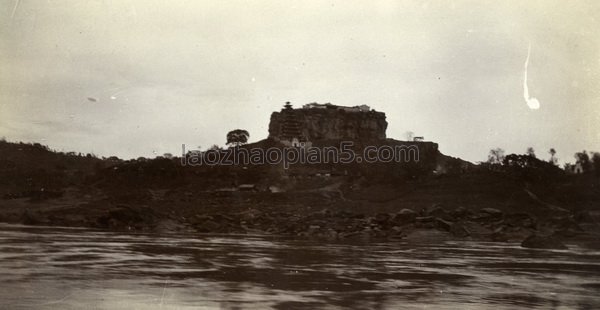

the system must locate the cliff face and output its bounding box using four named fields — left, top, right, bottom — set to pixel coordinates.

left=268, top=108, right=388, bottom=142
